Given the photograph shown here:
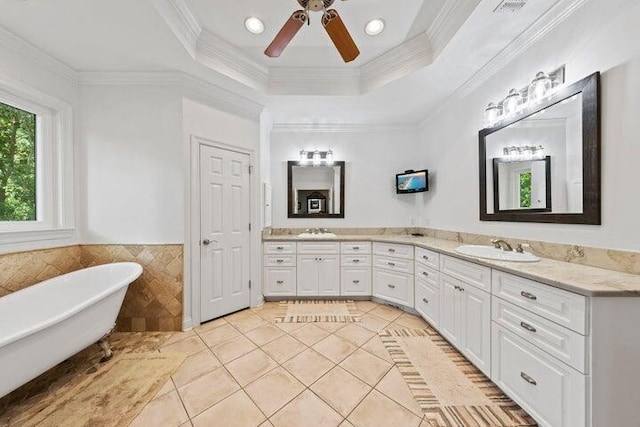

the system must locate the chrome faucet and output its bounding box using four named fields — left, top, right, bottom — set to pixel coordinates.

left=313, top=228, right=321, bottom=234
left=491, top=239, right=514, bottom=251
